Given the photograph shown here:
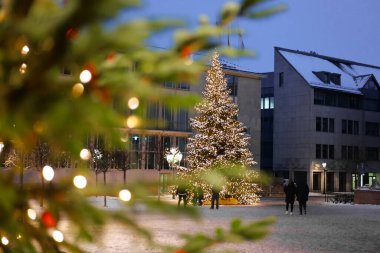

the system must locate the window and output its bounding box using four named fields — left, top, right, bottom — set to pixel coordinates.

left=260, top=97, right=274, bottom=110
left=323, top=118, right=328, bottom=132
left=269, top=97, right=274, bottom=109
left=342, top=119, right=359, bottom=135
left=342, top=145, right=359, bottom=160
left=316, top=117, right=334, bottom=133
left=329, top=118, right=335, bottom=133
left=342, top=120, right=347, bottom=134
left=226, top=74, right=238, bottom=96
left=279, top=72, right=284, bottom=87
left=366, top=147, right=379, bottom=161
left=354, top=121, right=359, bottom=135
left=365, top=122, right=379, bottom=136
left=316, top=144, right=334, bottom=159
left=316, top=117, right=321, bottom=131
left=329, top=145, right=335, bottom=159
left=322, top=144, right=328, bottom=159
left=163, top=81, right=190, bottom=90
